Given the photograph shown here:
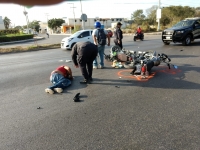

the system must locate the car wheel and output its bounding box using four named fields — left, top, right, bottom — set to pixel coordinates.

left=163, top=41, right=170, bottom=45
left=124, top=61, right=135, bottom=69
left=71, top=43, right=76, bottom=49
left=182, top=35, right=191, bottom=46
